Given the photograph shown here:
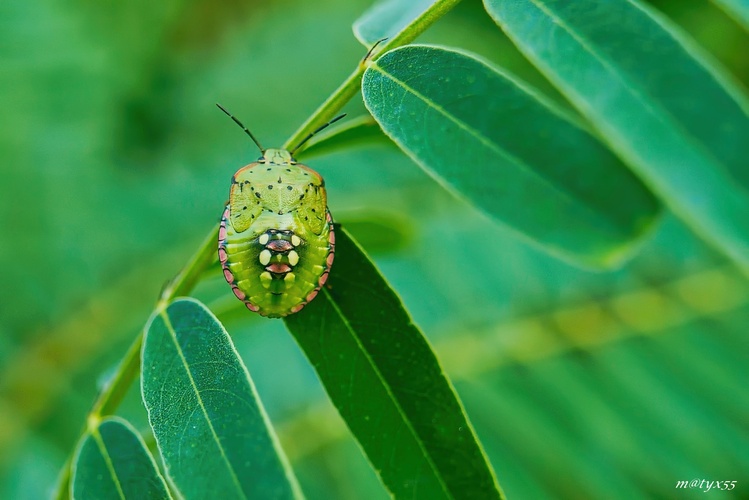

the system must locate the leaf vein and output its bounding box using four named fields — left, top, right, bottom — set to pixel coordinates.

left=369, top=59, right=631, bottom=234
left=159, top=310, right=248, bottom=500
left=320, top=288, right=452, bottom=497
